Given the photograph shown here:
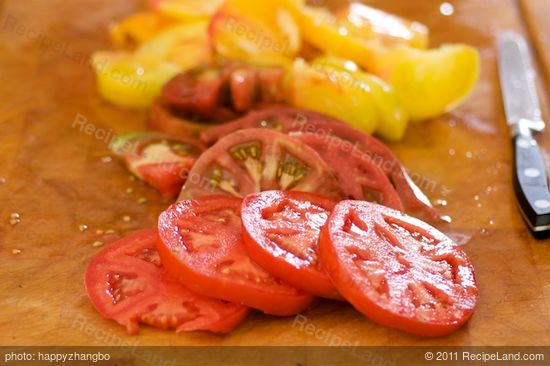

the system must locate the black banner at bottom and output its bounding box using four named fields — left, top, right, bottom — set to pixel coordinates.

left=0, top=346, right=548, bottom=366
